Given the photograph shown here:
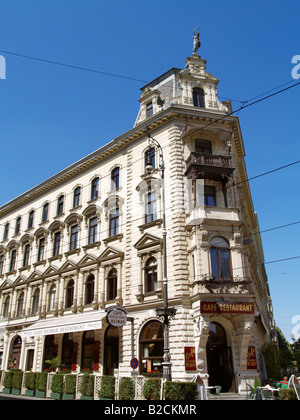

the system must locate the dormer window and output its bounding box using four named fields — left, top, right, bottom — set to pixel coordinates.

left=193, top=88, right=205, bottom=108
left=146, top=102, right=153, bottom=118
